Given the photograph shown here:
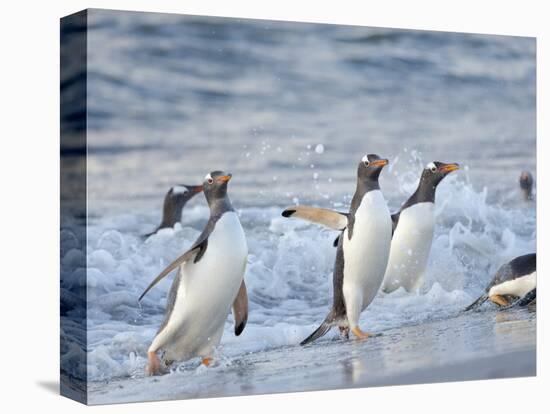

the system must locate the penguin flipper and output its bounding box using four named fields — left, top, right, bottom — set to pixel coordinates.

left=282, top=205, right=348, bottom=231
left=500, top=288, right=537, bottom=310
left=300, top=313, right=335, bottom=346
left=232, top=280, right=248, bottom=336
left=518, top=288, right=536, bottom=306
left=138, top=238, right=208, bottom=301
left=464, top=294, right=488, bottom=312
